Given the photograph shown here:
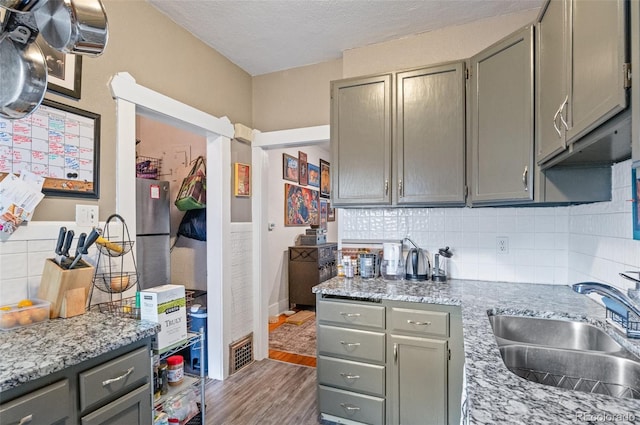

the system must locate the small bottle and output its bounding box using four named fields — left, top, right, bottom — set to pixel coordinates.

left=344, top=257, right=354, bottom=278
left=159, top=362, right=169, bottom=395
left=337, top=262, right=345, bottom=277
